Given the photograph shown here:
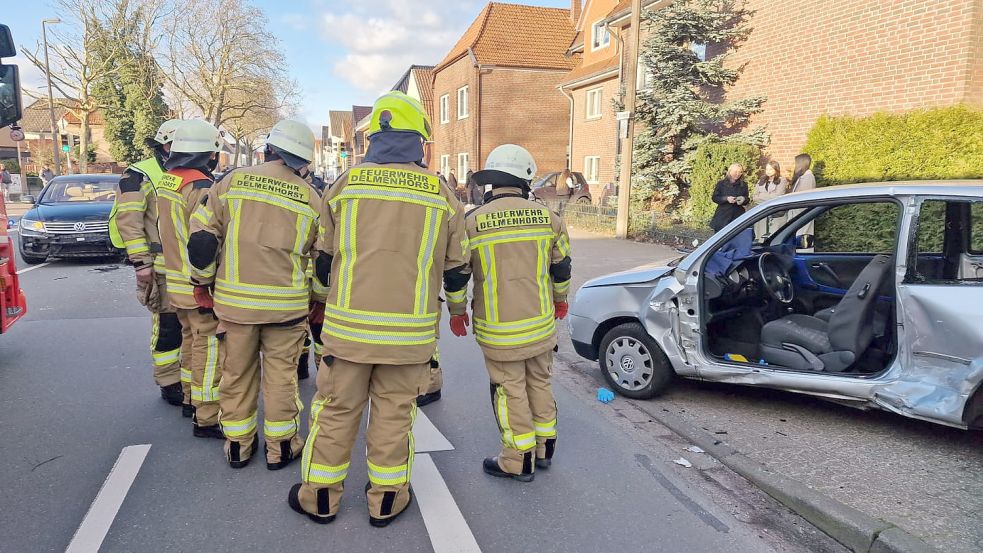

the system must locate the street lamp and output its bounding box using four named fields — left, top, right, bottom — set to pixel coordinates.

left=42, top=18, right=61, bottom=176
